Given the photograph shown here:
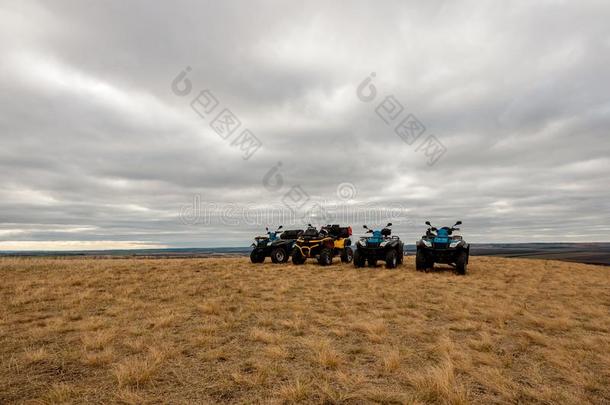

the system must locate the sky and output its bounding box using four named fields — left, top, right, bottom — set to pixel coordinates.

left=1, top=0, right=609, bottom=250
